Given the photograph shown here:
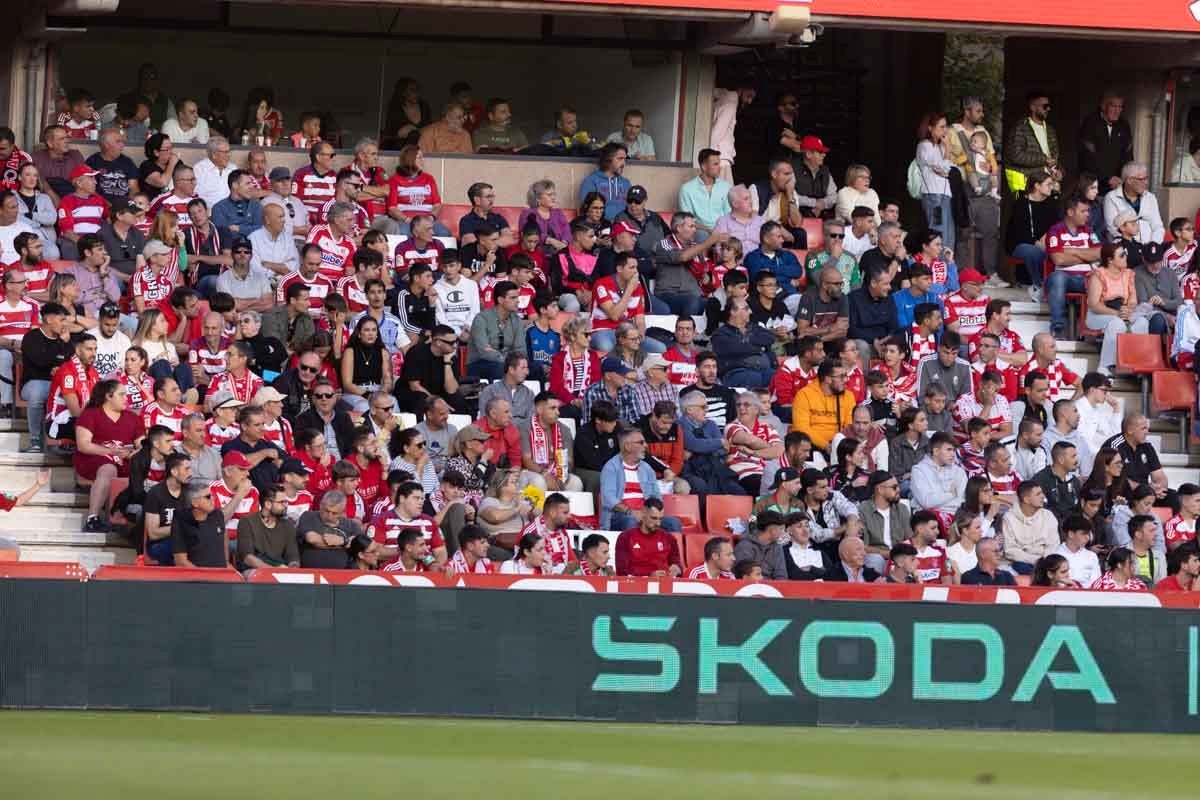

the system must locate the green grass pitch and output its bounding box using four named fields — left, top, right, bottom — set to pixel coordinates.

left=2, top=711, right=1197, bottom=798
